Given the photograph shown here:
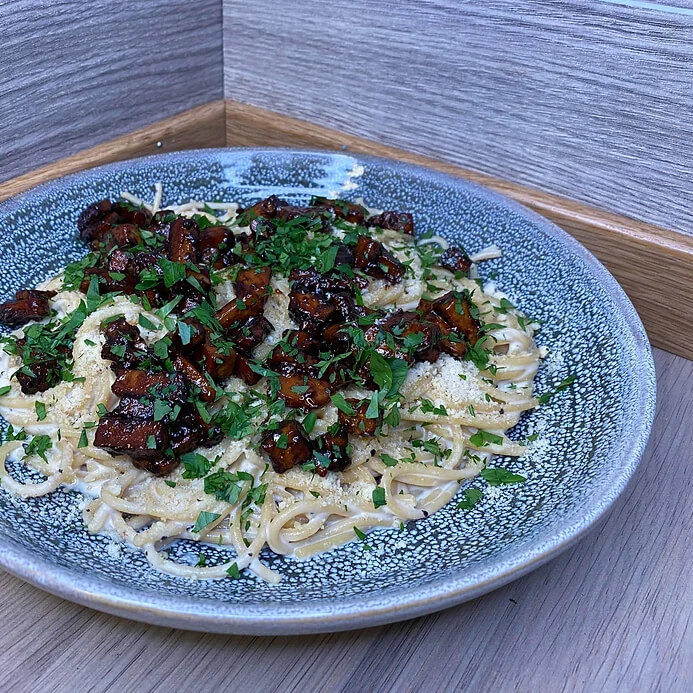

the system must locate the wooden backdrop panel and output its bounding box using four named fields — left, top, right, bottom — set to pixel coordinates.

left=0, top=0, right=223, bottom=182
left=224, top=0, right=693, bottom=235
